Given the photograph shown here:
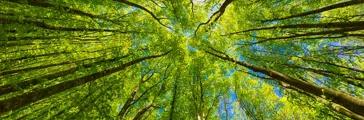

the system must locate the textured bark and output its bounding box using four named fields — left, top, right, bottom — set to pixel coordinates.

left=262, top=0, right=364, bottom=22
left=205, top=50, right=364, bottom=116
left=0, top=51, right=170, bottom=114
